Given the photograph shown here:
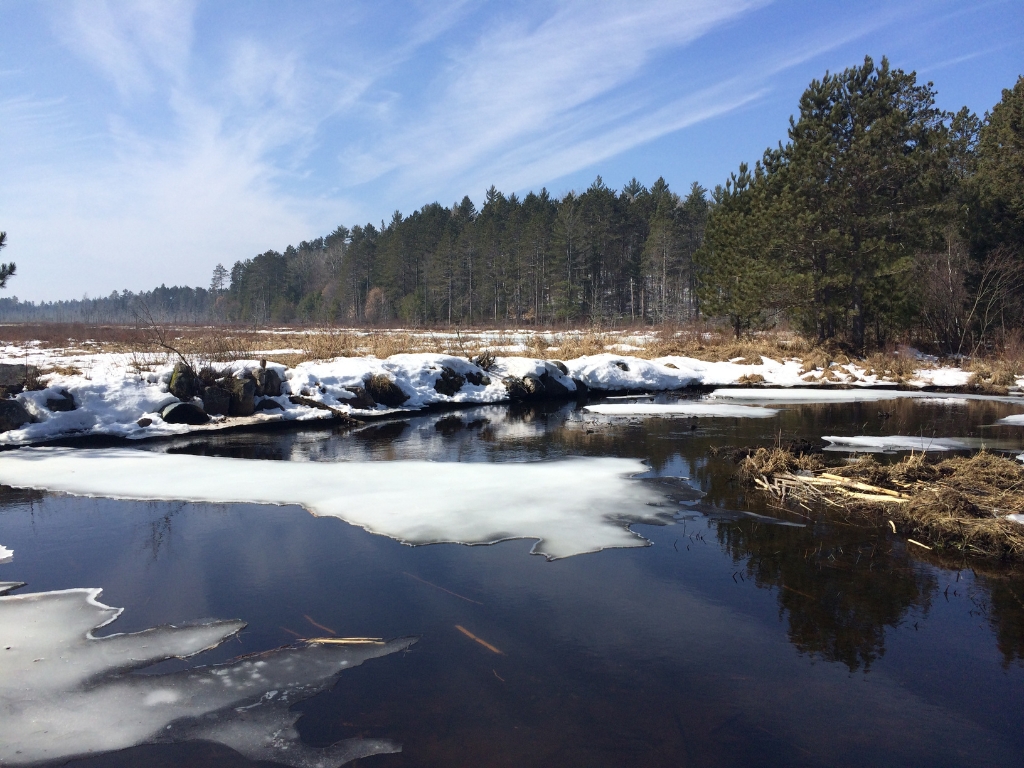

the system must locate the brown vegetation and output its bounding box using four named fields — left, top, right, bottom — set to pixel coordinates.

left=740, top=448, right=1024, bottom=561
